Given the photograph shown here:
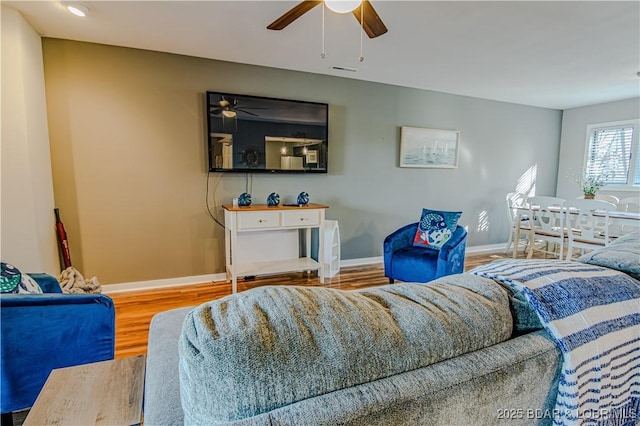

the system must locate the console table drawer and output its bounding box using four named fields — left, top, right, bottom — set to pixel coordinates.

left=282, top=210, right=320, bottom=227
left=238, top=211, right=280, bottom=230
